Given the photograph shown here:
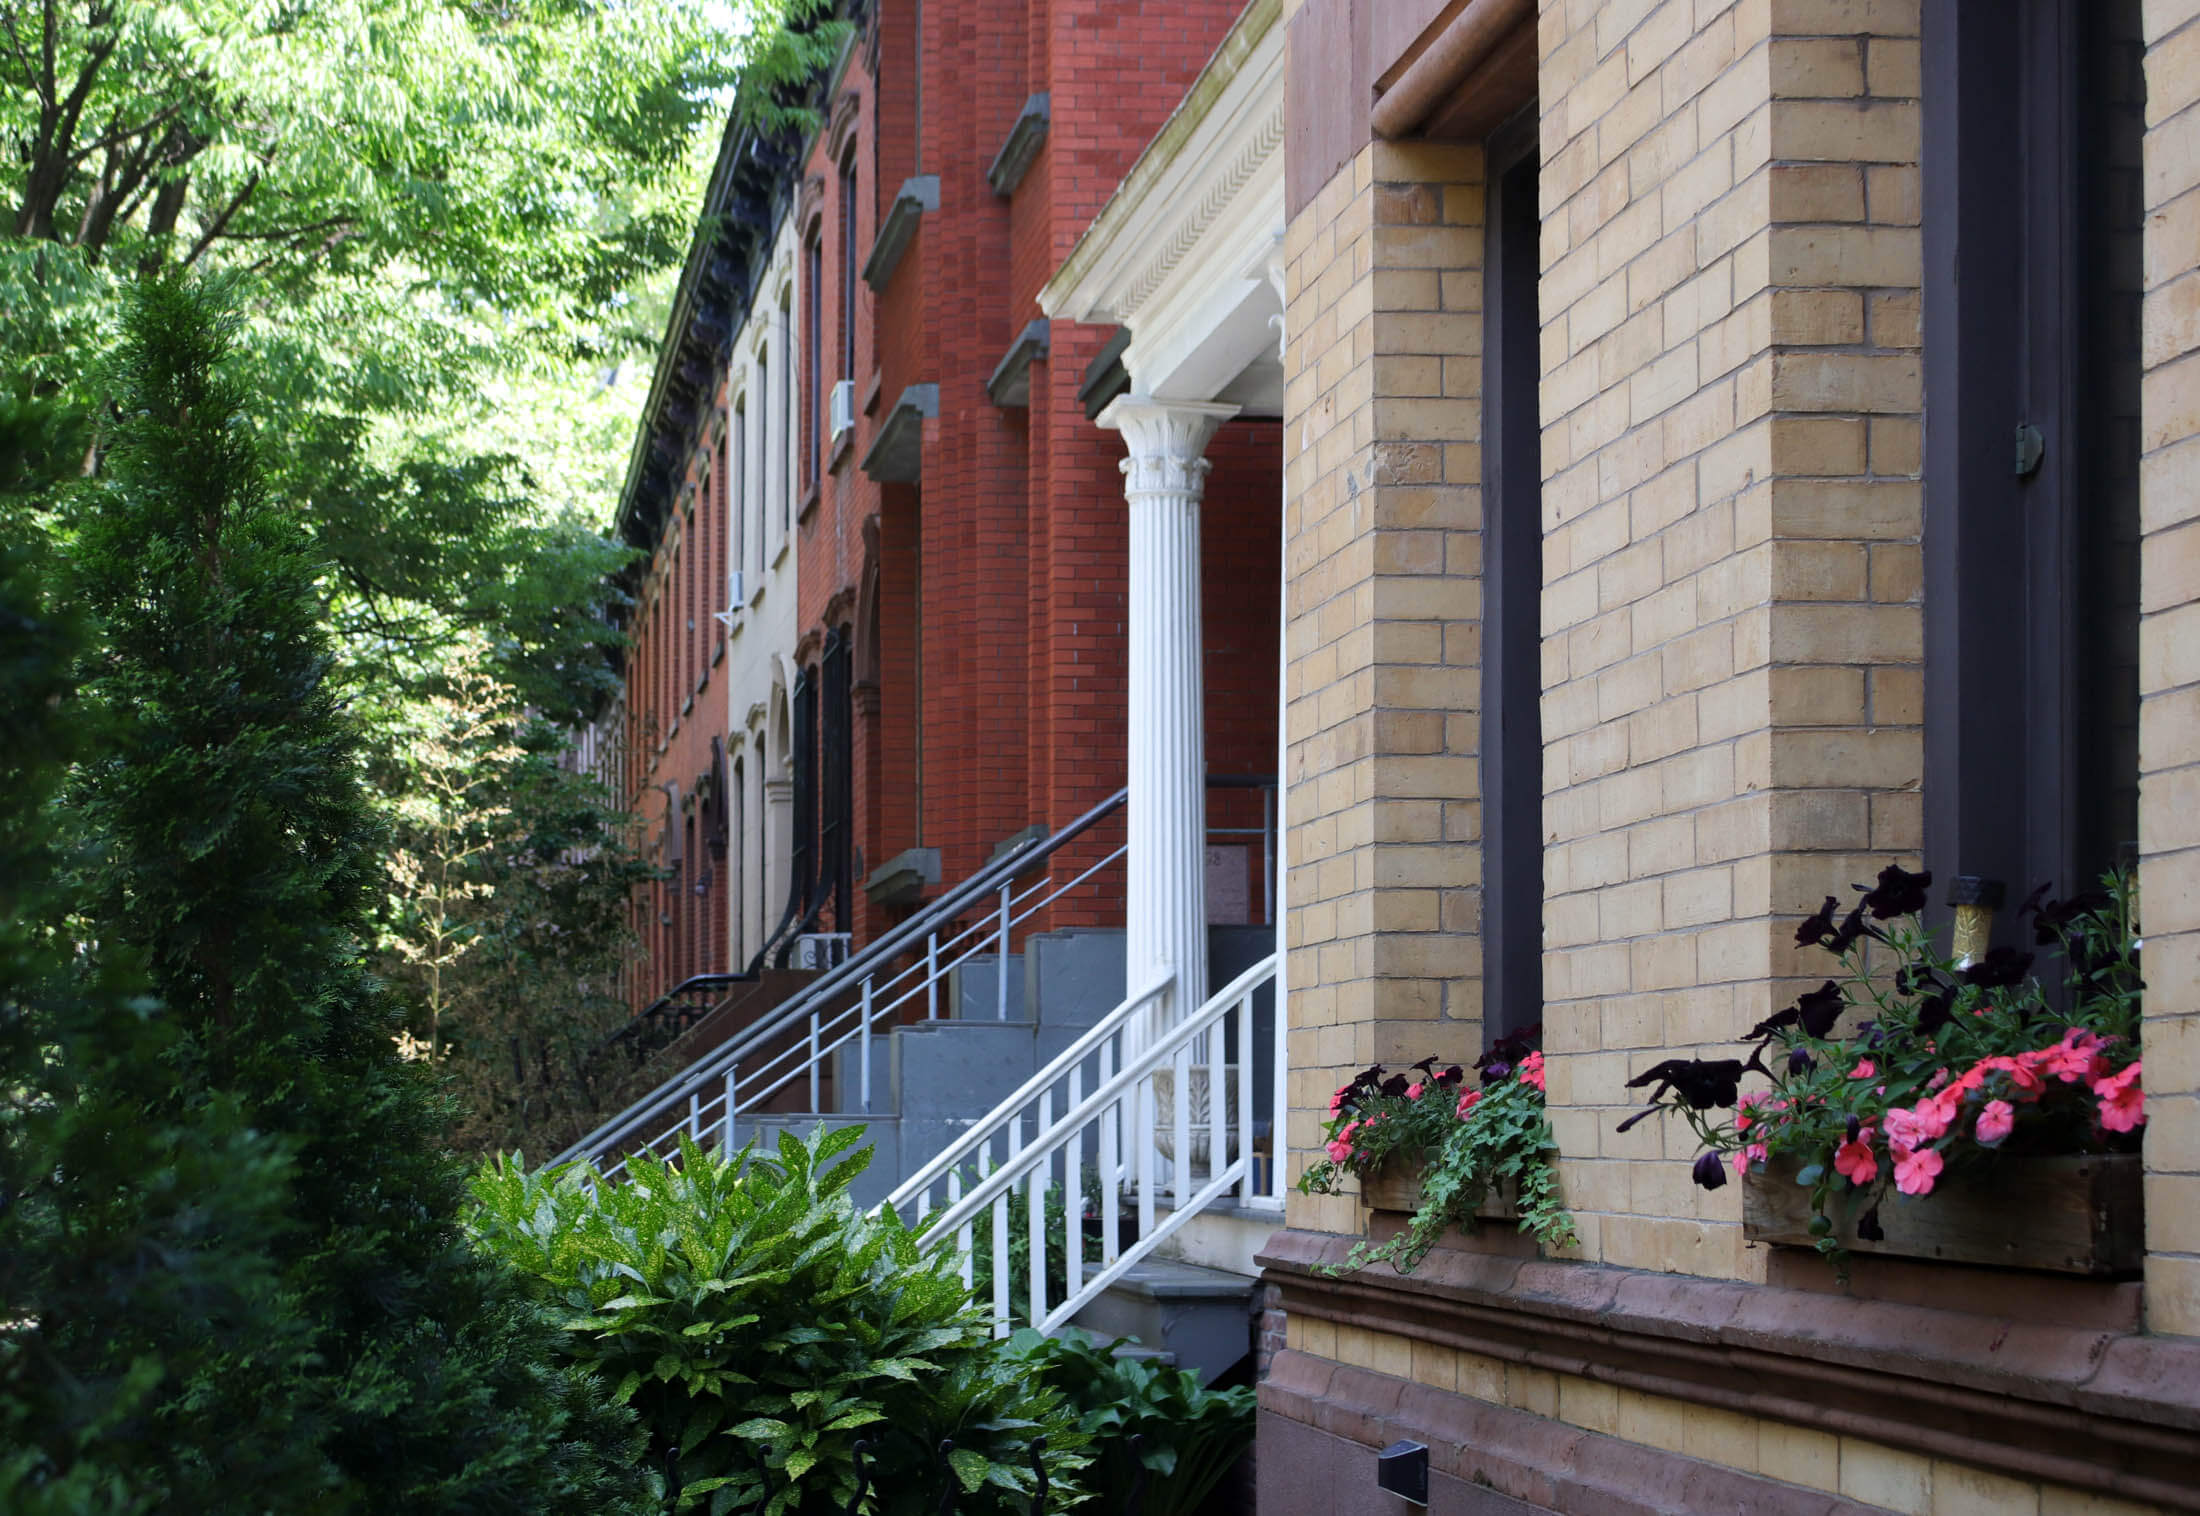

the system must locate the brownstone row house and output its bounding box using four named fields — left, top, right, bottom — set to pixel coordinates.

left=579, top=0, right=2200, bottom=1508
